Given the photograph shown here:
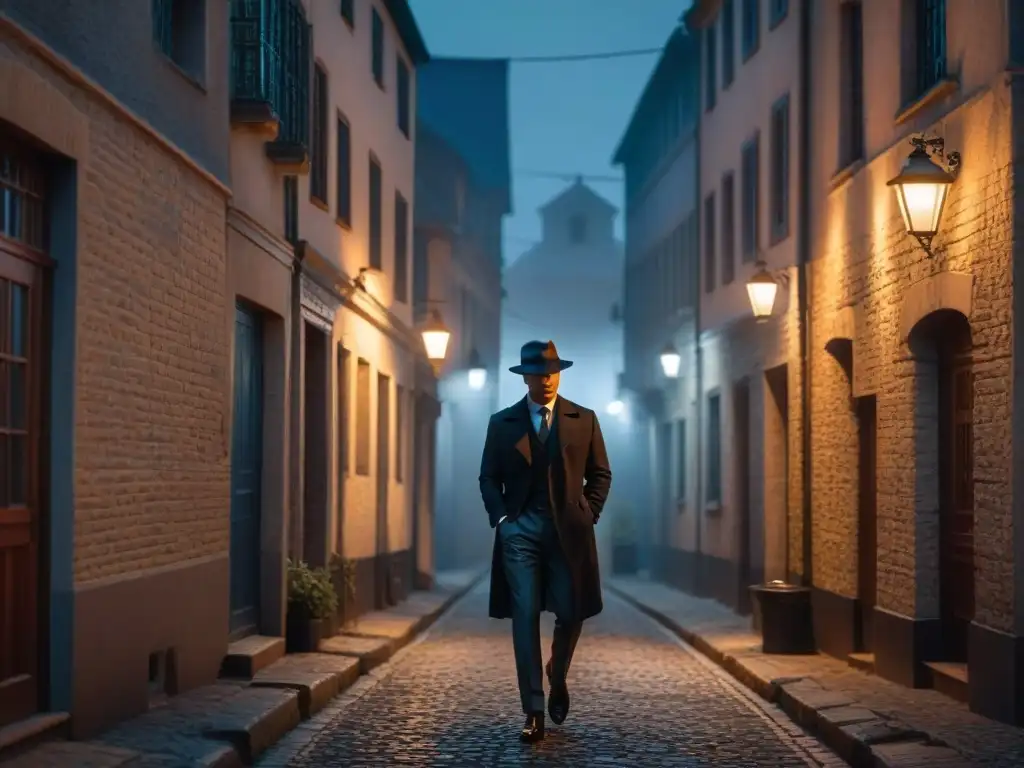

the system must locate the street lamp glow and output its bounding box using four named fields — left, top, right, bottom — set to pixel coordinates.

left=886, top=139, right=957, bottom=253
left=468, top=368, right=487, bottom=390
left=659, top=344, right=681, bottom=379
left=420, top=309, right=451, bottom=364
left=746, top=262, right=779, bottom=322
left=606, top=399, right=624, bottom=416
